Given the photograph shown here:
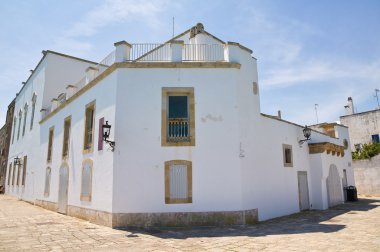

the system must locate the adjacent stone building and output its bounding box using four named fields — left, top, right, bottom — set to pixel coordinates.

left=0, top=99, right=15, bottom=193
left=340, top=97, right=380, bottom=150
